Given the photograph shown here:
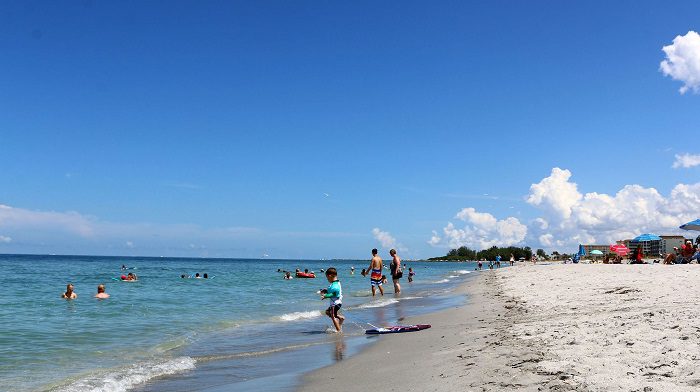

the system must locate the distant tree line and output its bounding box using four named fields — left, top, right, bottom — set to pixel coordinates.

left=428, top=245, right=534, bottom=261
